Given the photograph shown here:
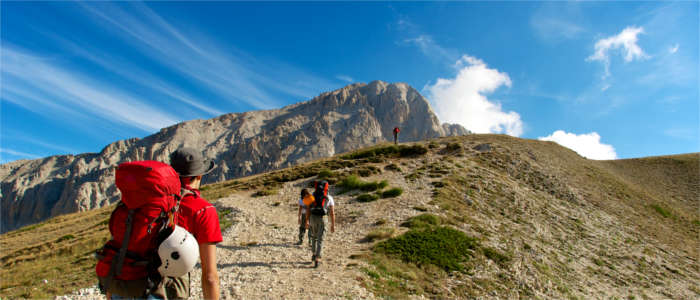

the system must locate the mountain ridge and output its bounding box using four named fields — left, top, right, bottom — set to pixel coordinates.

left=0, top=81, right=469, bottom=232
